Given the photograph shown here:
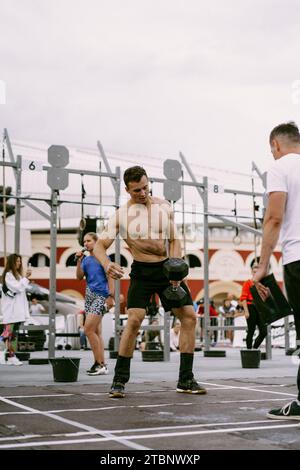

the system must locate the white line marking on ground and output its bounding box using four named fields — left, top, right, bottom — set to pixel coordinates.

left=109, top=419, right=275, bottom=434
left=0, top=422, right=298, bottom=449
left=2, top=394, right=74, bottom=399
left=0, top=395, right=149, bottom=451
left=199, top=381, right=297, bottom=397
left=0, top=419, right=276, bottom=443
left=0, top=402, right=194, bottom=416
left=0, top=434, right=41, bottom=442
left=218, top=398, right=289, bottom=404
left=0, top=419, right=272, bottom=442
left=2, top=389, right=171, bottom=400
left=1, top=384, right=291, bottom=400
